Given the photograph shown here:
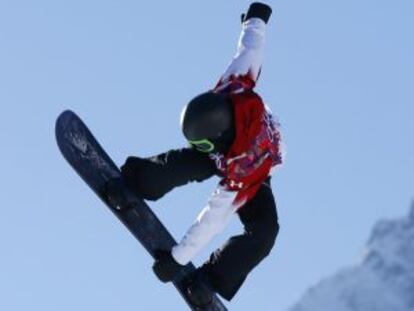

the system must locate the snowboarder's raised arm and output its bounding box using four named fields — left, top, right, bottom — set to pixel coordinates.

left=216, top=2, right=272, bottom=91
